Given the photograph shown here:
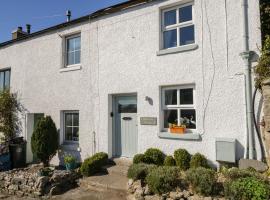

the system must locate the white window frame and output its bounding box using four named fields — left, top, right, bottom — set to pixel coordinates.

left=63, top=111, right=79, bottom=143
left=65, top=34, right=81, bottom=67
left=161, top=2, right=195, bottom=49
left=161, top=85, right=196, bottom=132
